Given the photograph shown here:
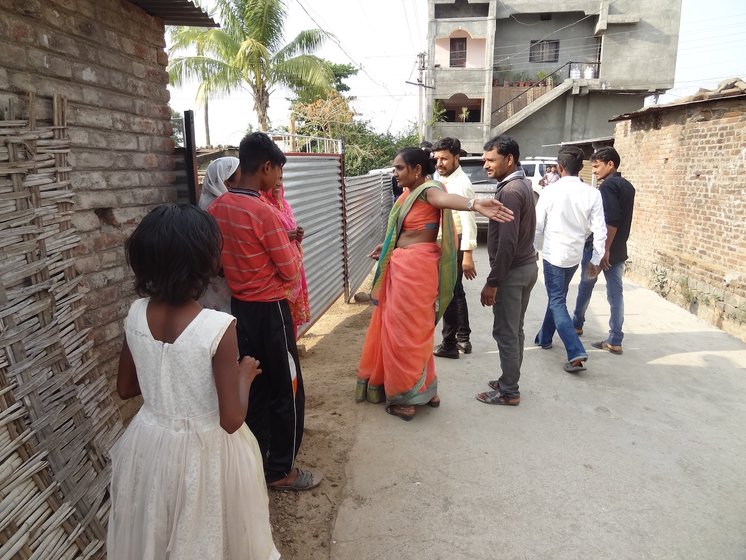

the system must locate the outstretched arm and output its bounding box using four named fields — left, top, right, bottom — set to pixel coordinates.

left=425, top=188, right=514, bottom=223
